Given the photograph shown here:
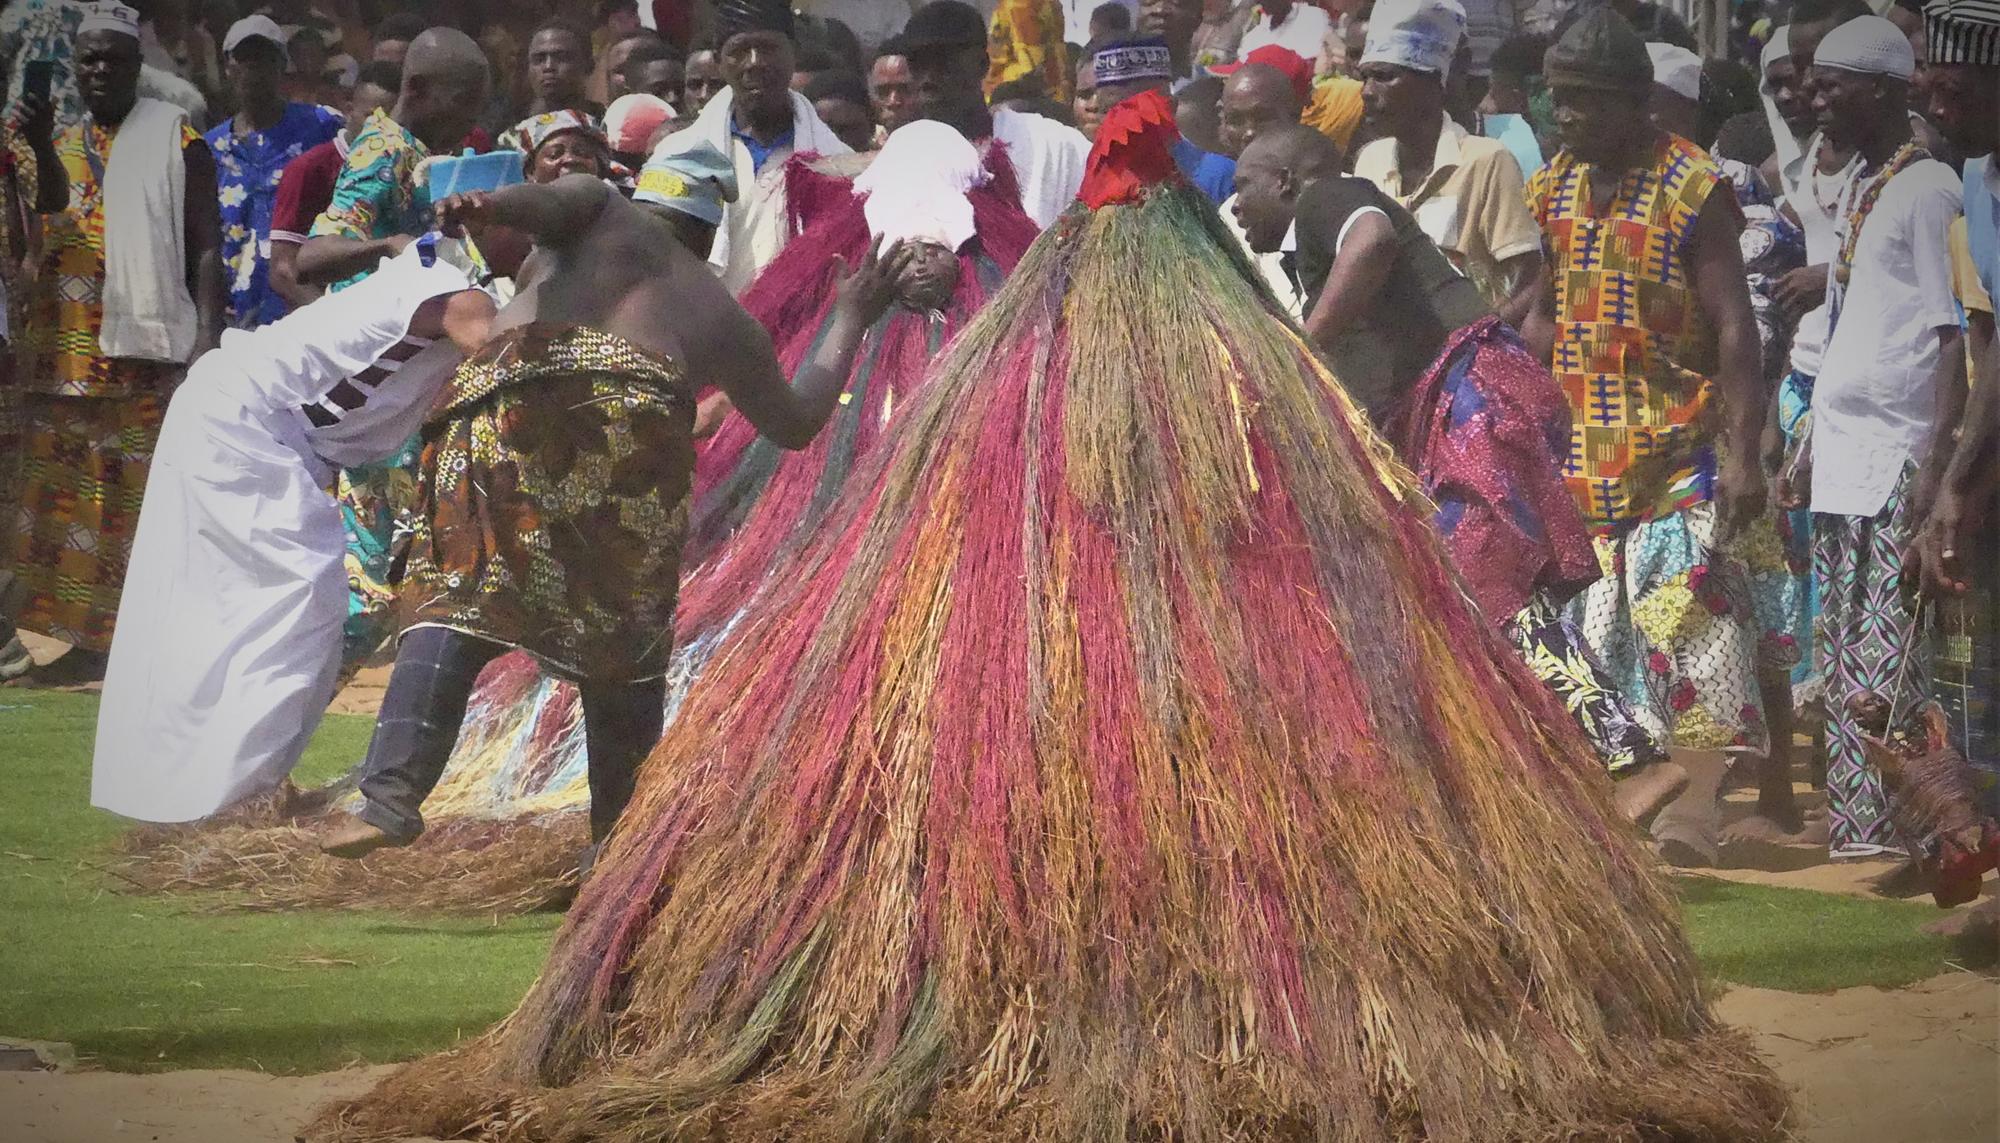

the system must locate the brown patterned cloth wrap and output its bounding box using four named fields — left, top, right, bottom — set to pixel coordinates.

left=401, top=323, right=694, bottom=683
